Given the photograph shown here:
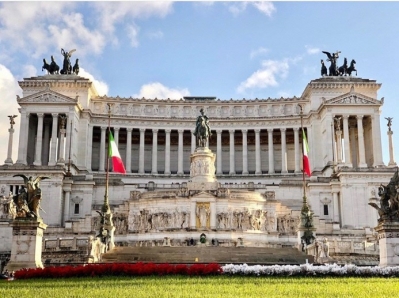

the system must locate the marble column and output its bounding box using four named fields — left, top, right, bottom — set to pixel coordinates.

left=126, top=128, right=132, bottom=173
left=33, top=113, right=44, bottom=166
left=332, top=192, right=340, bottom=224
left=177, top=129, right=184, bottom=175
left=48, top=113, right=59, bottom=166
left=64, top=115, right=73, bottom=166
left=86, top=124, right=93, bottom=171
left=280, top=128, right=287, bottom=173
left=114, top=127, right=119, bottom=147
left=336, top=130, right=343, bottom=163
left=165, top=129, right=171, bottom=175
left=216, top=130, right=222, bottom=175
left=99, top=126, right=106, bottom=171
left=4, top=120, right=16, bottom=165
left=191, top=129, right=196, bottom=153
left=343, top=115, right=352, bottom=167
left=152, top=129, right=158, bottom=174
left=63, top=181, right=72, bottom=225
left=42, top=118, right=51, bottom=165
left=349, top=123, right=358, bottom=167
left=139, top=128, right=145, bottom=174
left=268, top=129, right=274, bottom=174
left=16, top=110, right=29, bottom=165
left=357, top=115, right=367, bottom=168
left=229, top=129, right=235, bottom=175
left=371, top=112, right=385, bottom=167
left=242, top=129, right=248, bottom=175
left=255, top=129, right=261, bottom=175
left=294, top=127, right=300, bottom=173
left=388, top=130, right=397, bottom=166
